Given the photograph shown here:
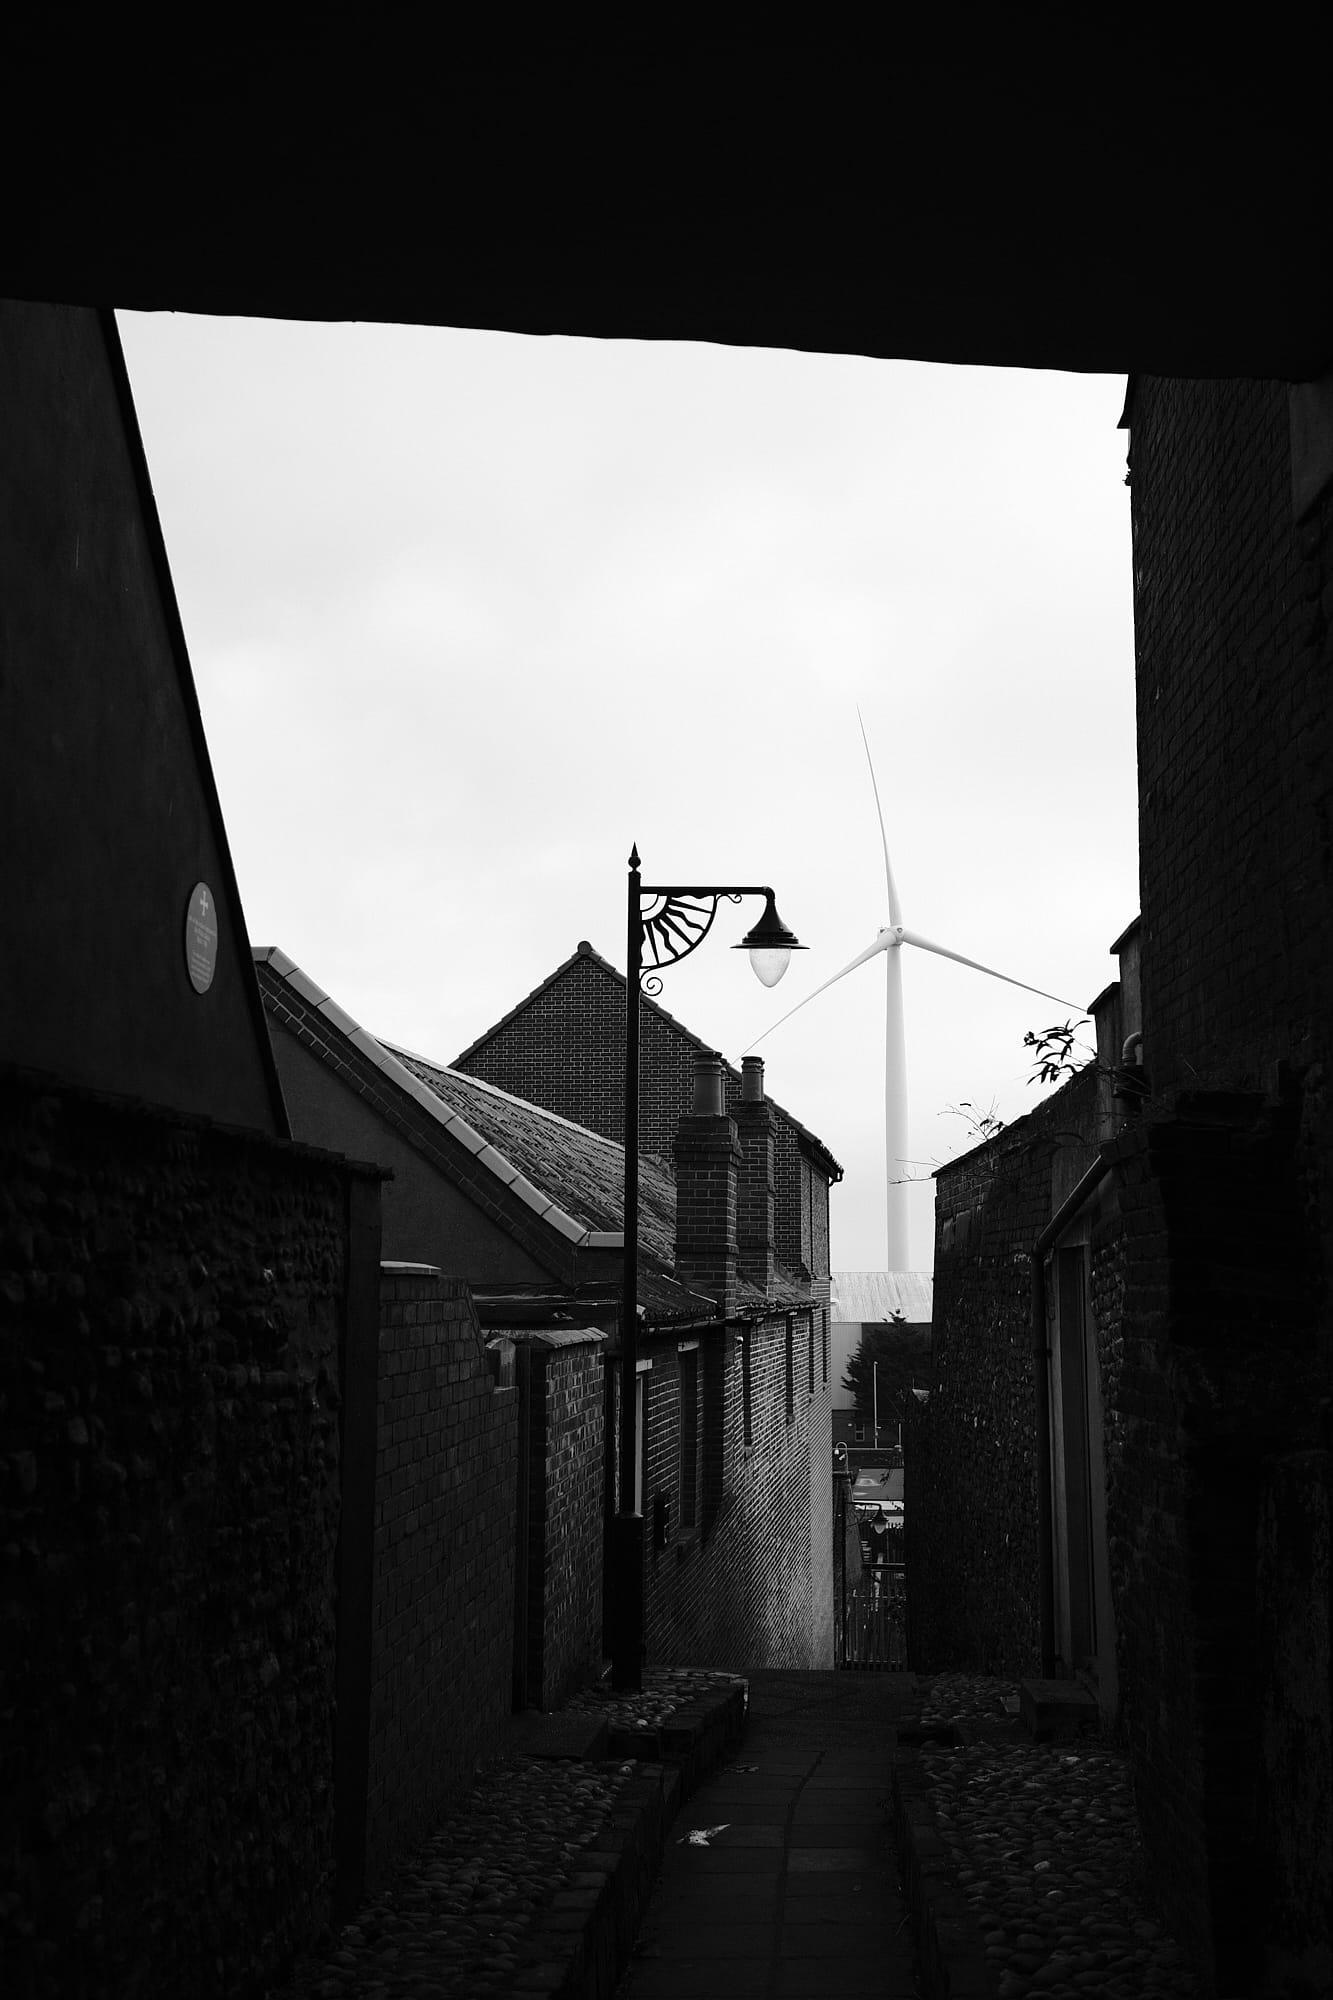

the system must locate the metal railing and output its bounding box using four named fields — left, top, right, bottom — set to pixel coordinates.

left=839, top=1565, right=907, bottom=1669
